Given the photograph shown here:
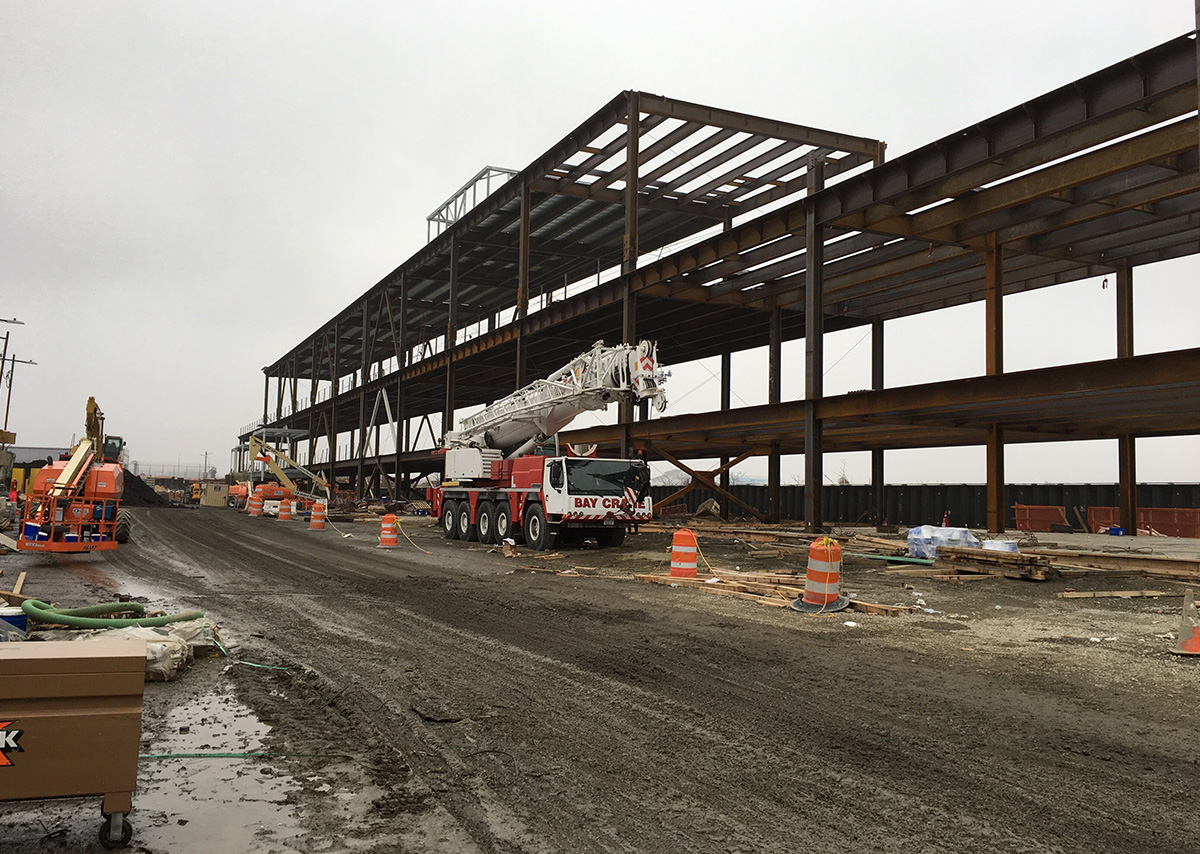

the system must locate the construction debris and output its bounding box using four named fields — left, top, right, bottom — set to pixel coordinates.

left=635, top=573, right=912, bottom=616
